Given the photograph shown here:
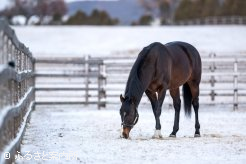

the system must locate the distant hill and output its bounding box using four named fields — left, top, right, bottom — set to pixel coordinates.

left=67, top=0, right=146, bottom=25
